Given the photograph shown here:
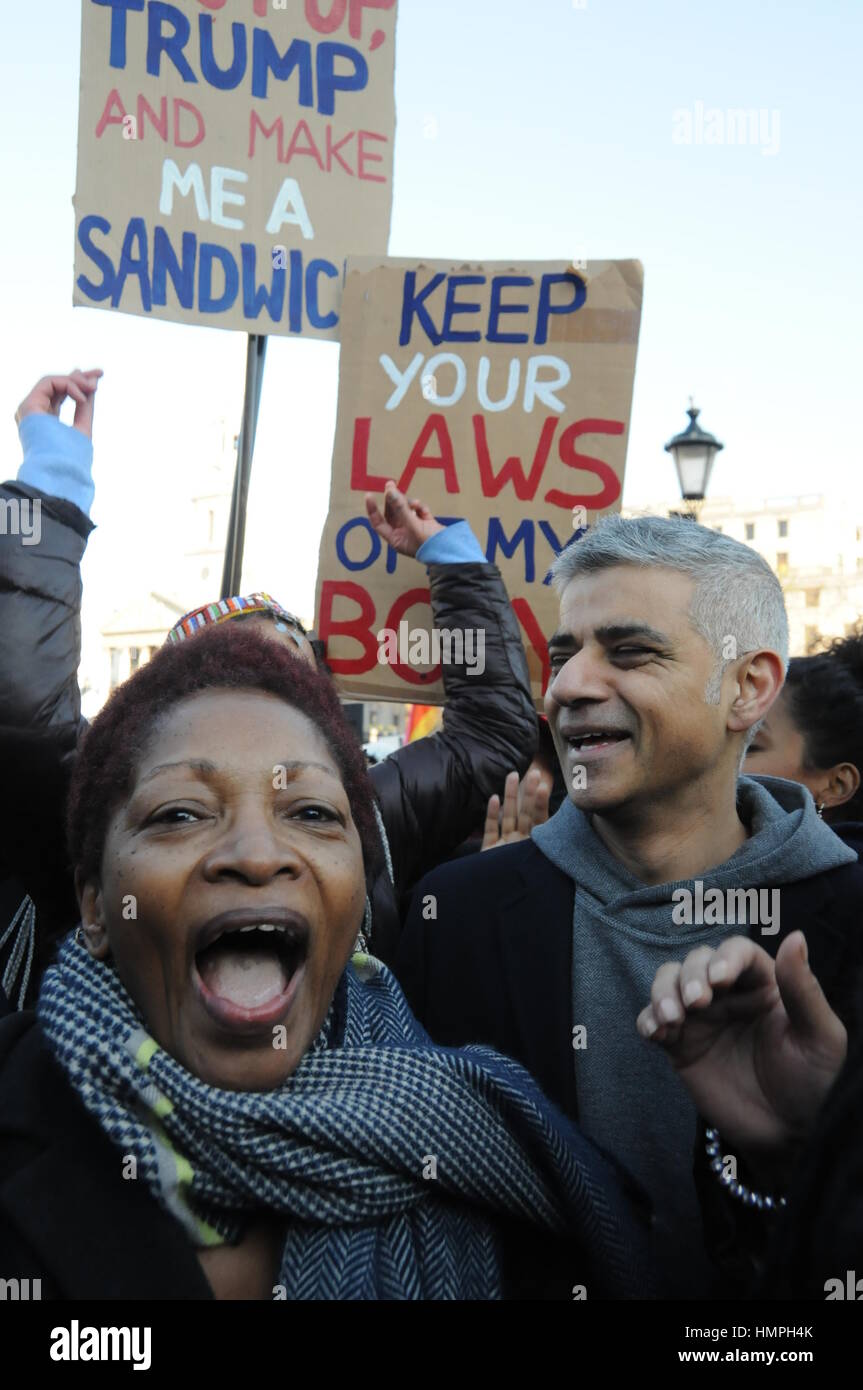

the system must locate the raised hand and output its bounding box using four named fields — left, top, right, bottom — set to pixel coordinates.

left=481, top=767, right=552, bottom=851
left=15, top=369, right=103, bottom=440
left=365, top=479, right=444, bottom=558
left=636, top=932, right=847, bottom=1154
